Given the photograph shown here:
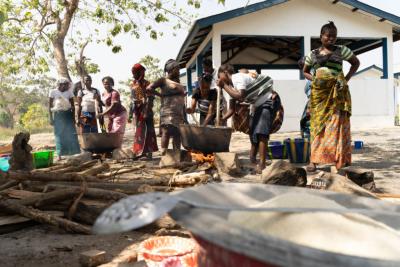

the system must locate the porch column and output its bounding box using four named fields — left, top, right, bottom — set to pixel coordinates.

left=300, top=35, right=311, bottom=80
left=212, top=32, right=221, bottom=69
left=383, top=36, right=395, bottom=117
left=196, top=54, right=203, bottom=78
left=186, top=68, right=193, bottom=95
